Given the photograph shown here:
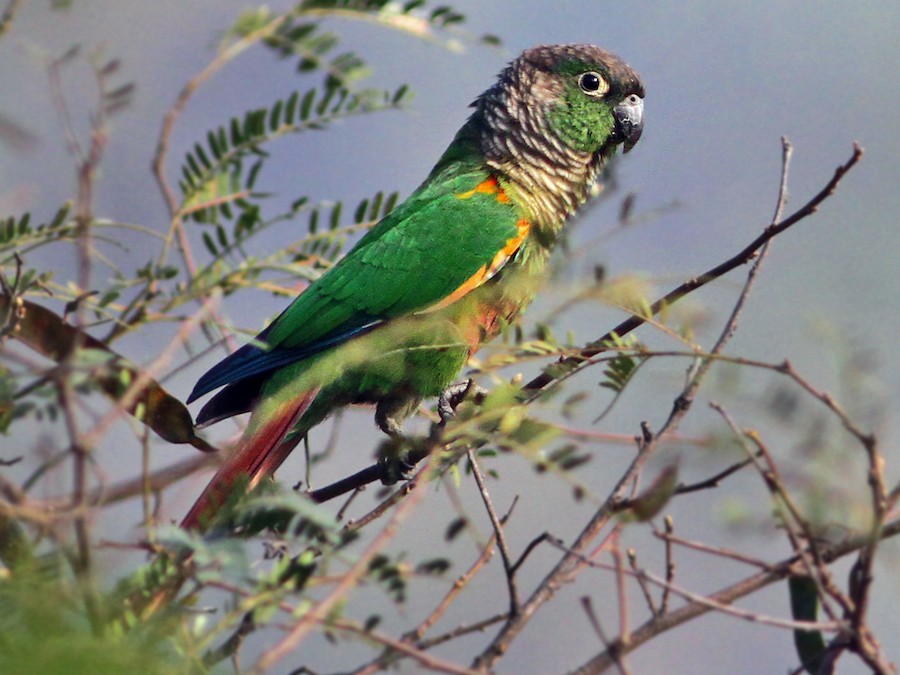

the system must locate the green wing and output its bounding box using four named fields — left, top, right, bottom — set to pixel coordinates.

left=189, top=167, right=522, bottom=401
left=270, top=171, right=520, bottom=347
